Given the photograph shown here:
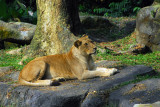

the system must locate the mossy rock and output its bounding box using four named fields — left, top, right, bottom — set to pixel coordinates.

left=0, top=20, right=36, bottom=49
left=136, top=5, right=160, bottom=51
